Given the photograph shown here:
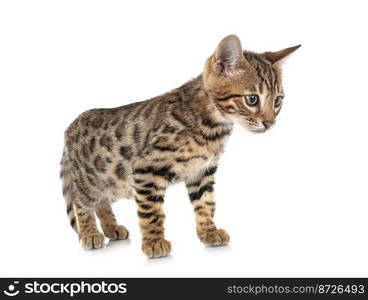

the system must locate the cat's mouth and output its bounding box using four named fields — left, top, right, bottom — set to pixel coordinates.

left=248, top=127, right=266, bottom=133
left=238, top=119, right=267, bottom=133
